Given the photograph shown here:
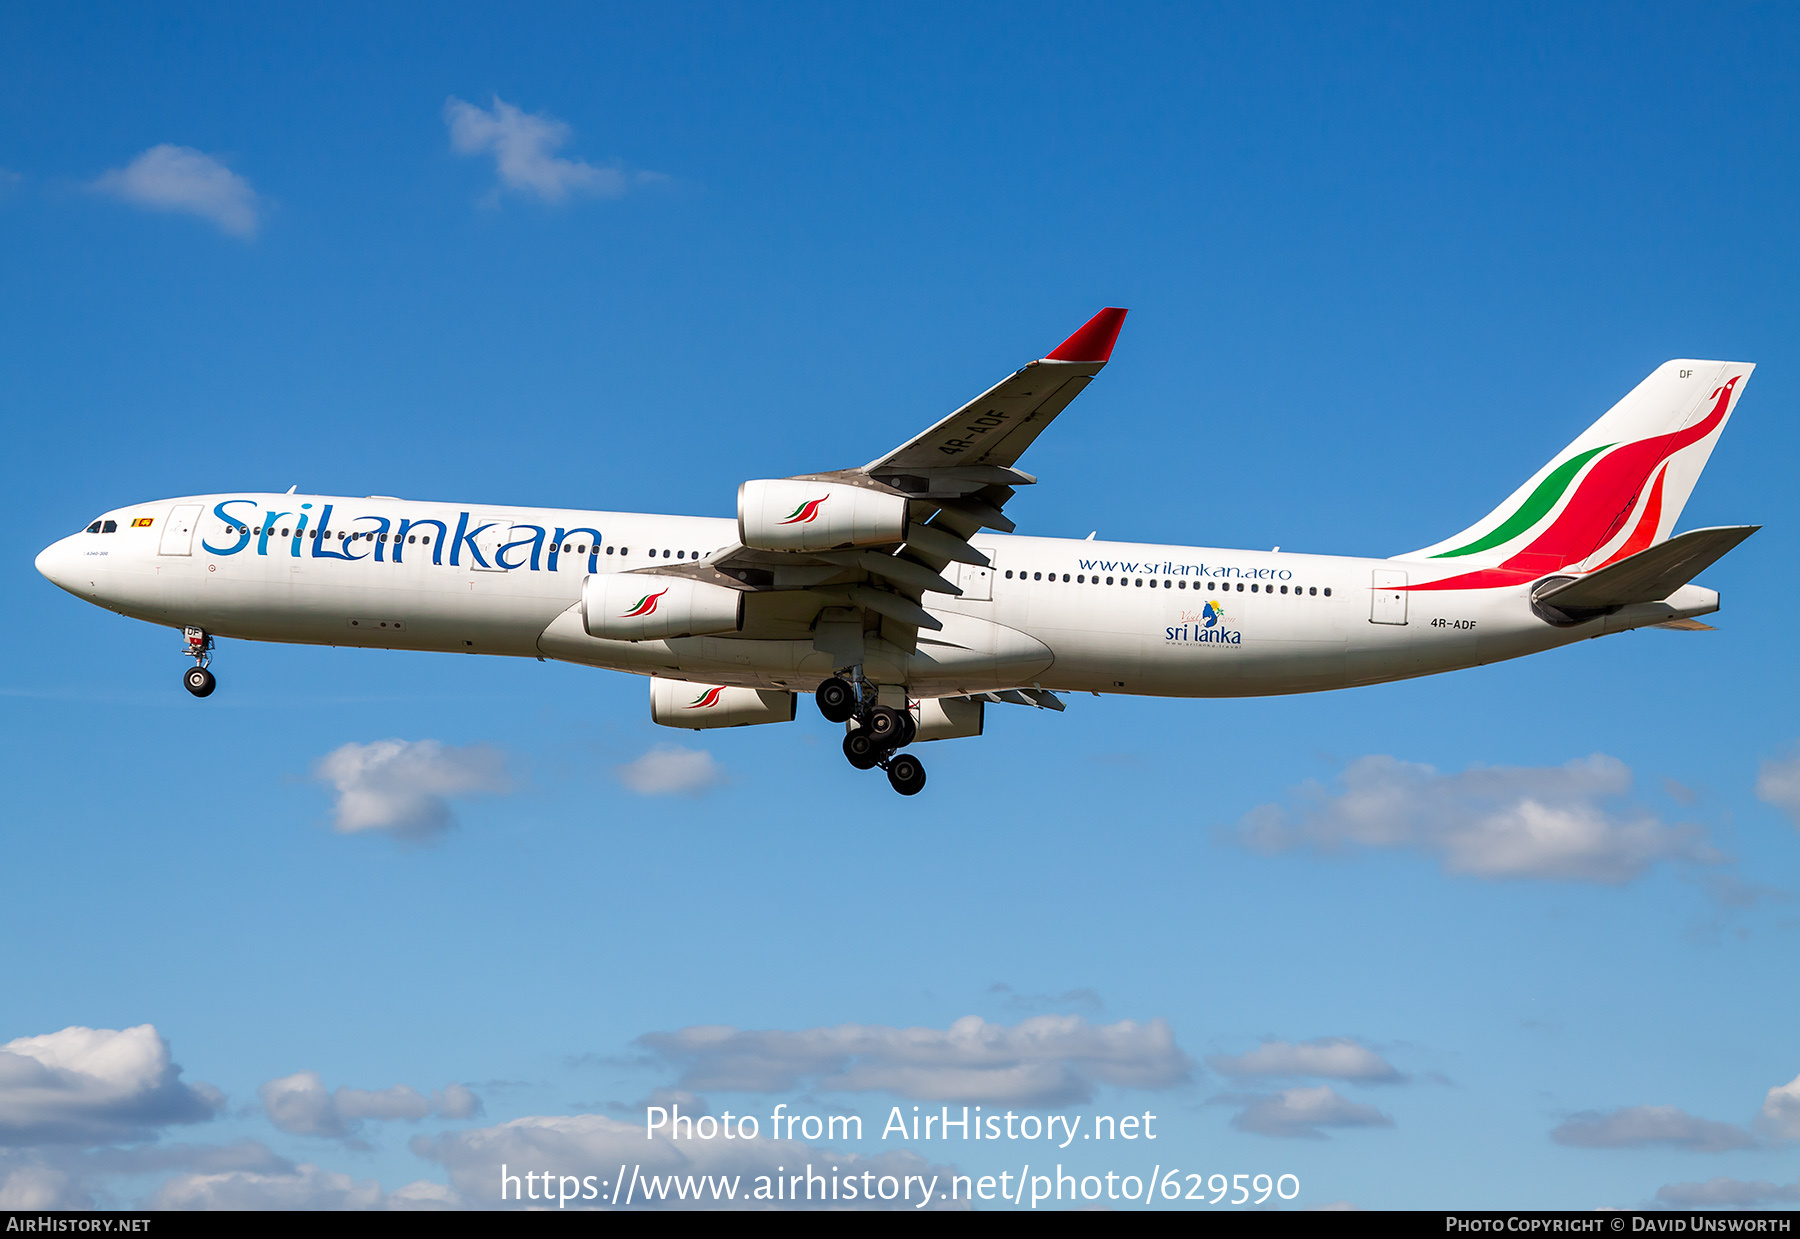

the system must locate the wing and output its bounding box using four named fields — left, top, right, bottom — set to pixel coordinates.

left=628, top=308, right=1128, bottom=671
